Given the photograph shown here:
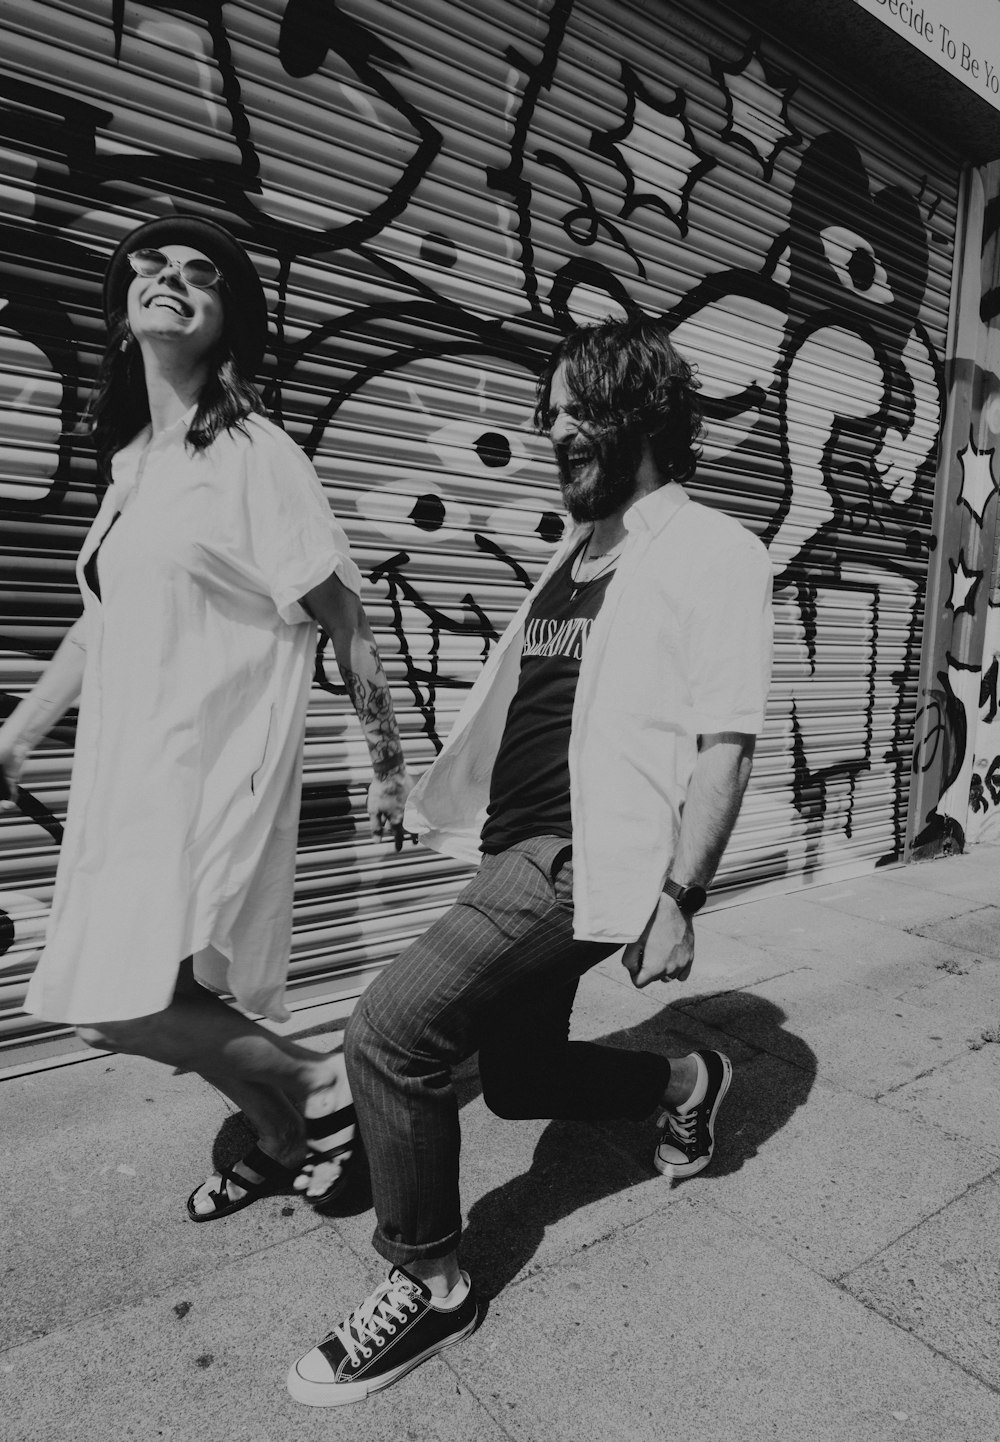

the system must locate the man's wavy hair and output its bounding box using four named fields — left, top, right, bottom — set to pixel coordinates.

left=534, top=316, right=703, bottom=484
left=85, top=290, right=265, bottom=480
